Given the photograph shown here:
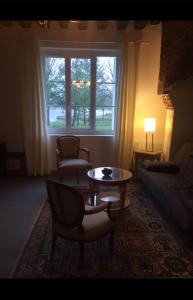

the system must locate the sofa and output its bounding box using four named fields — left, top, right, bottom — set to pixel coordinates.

left=138, top=142, right=193, bottom=245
